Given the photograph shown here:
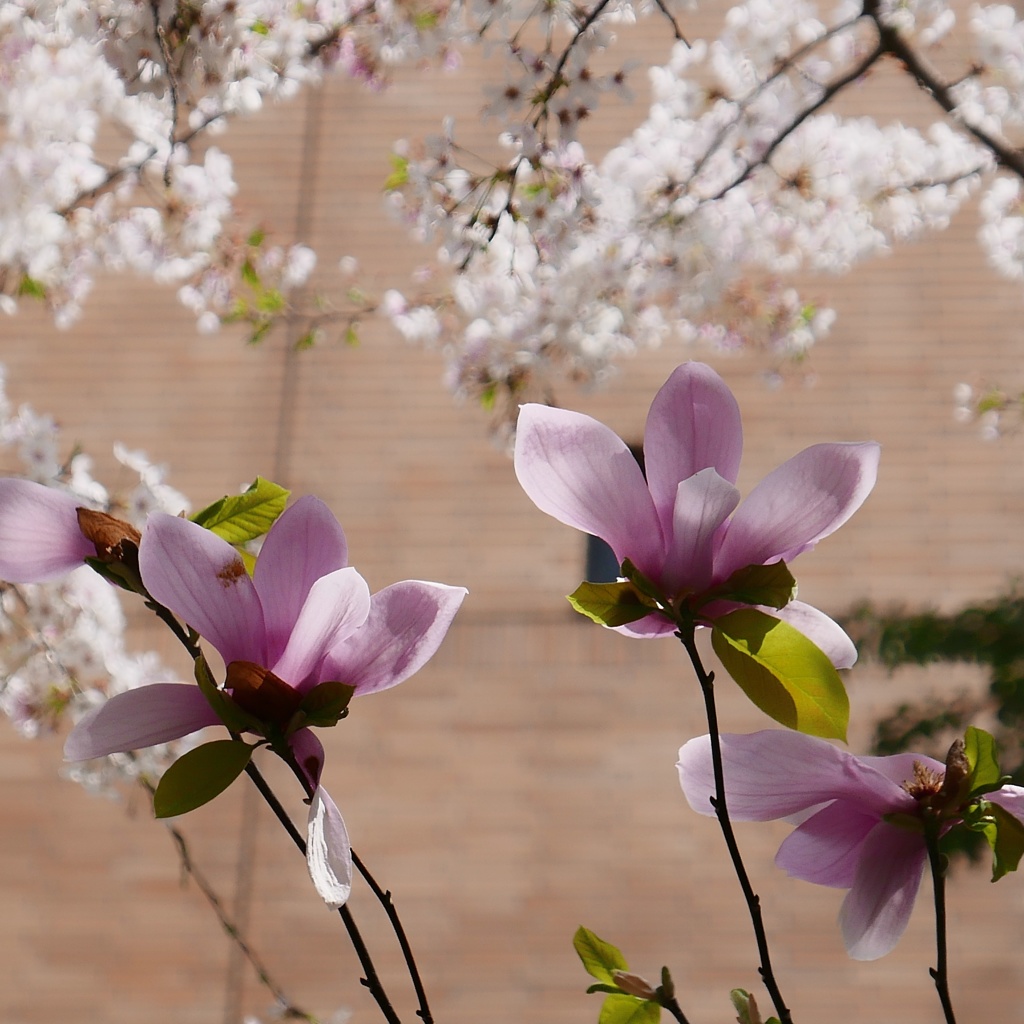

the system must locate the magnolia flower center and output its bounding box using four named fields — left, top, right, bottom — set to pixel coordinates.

left=901, top=761, right=944, bottom=801
left=226, top=660, right=303, bottom=729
